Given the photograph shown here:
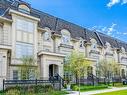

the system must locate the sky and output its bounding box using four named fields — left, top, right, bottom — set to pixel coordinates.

left=25, top=0, right=127, bottom=42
